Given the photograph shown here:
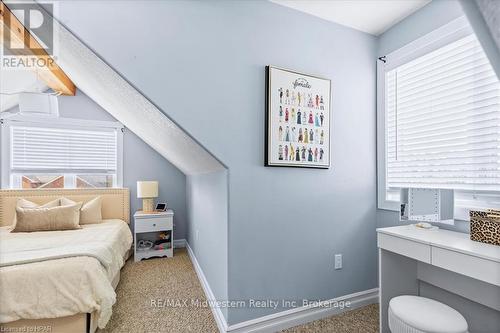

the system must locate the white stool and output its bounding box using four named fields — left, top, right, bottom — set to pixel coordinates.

left=388, top=295, right=468, bottom=333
